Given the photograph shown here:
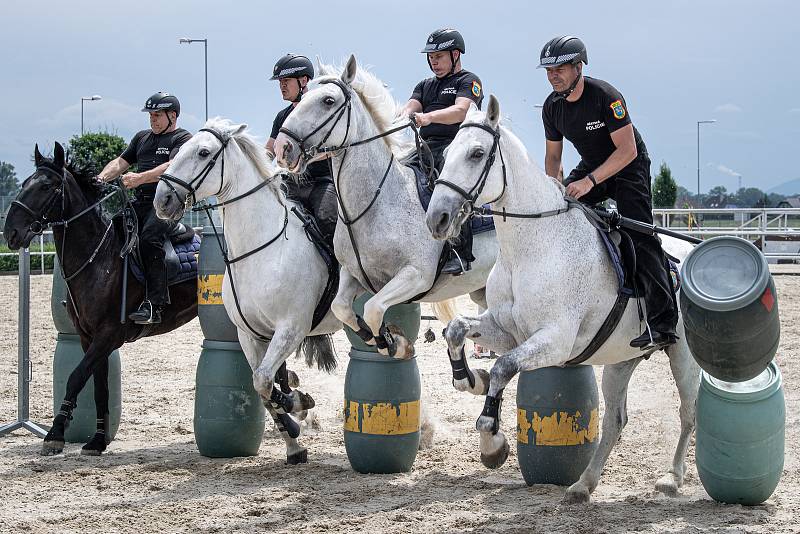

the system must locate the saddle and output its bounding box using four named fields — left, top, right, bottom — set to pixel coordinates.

left=128, top=223, right=201, bottom=287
